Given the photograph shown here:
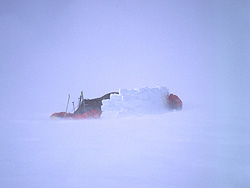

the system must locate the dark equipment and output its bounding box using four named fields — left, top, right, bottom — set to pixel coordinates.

left=73, top=92, right=119, bottom=115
